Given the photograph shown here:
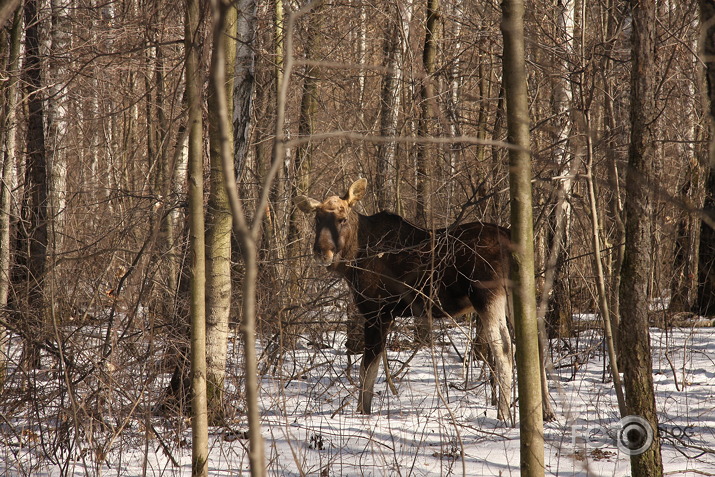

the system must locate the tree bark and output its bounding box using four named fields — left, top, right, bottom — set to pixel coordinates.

left=19, top=0, right=50, bottom=370
left=206, top=0, right=237, bottom=425
left=544, top=0, right=575, bottom=339
left=233, top=0, right=256, bottom=177
left=0, top=6, right=22, bottom=384
left=375, top=1, right=411, bottom=212
left=287, top=1, right=323, bottom=265
left=619, top=0, right=663, bottom=475
left=414, top=0, right=438, bottom=344
left=185, top=0, right=208, bottom=471
left=0, top=0, right=21, bottom=30
left=697, top=0, right=715, bottom=316
left=602, top=0, right=625, bottom=346
left=46, top=0, right=70, bottom=255
left=210, top=0, right=268, bottom=474
left=501, top=0, right=544, bottom=473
